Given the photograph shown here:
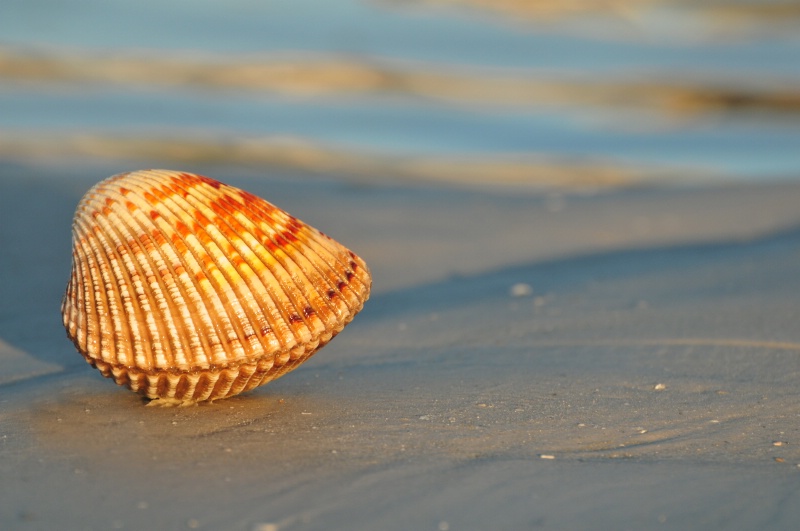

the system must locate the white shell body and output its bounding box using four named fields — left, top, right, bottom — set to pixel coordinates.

left=62, top=170, right=371, bottom=401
